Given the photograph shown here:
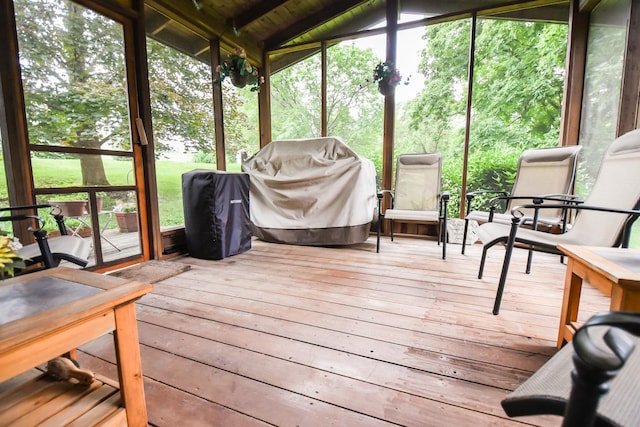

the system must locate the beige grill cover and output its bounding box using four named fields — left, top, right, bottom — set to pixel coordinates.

left=242, top=137, right=376, bottom=245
